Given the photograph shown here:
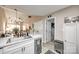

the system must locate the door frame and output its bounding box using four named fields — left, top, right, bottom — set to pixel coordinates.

left=45, top=17, right=55, bottom=43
